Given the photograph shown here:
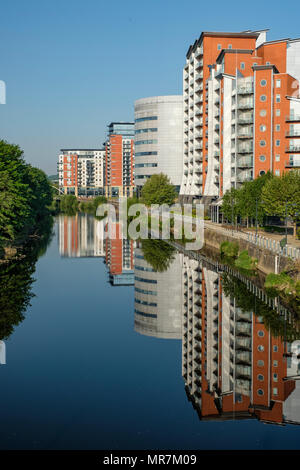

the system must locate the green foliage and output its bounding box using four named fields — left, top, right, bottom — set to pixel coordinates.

left=221, top=172, right=273, bottom=225
left=234, top=250, right=257, bottom=271
left=220, top=241, right=239, bottom=258
left=141, top=173, right=177, bottom=206
left=59, top=194, right=78, bottom=214
left=140, top=239, right=176, bottom=272
left=297, top=227, right=300, bottom=240
left=79, top=195, right=107, bottom=216
left=0, top=140, right=53, bottom=248
left=265, top=272, right=300, bottom=314
left=0, top=215, right=53, bottom=339
left=220, top=242, right=257, bottom=273
left=222, top=273, right=300, bottom=340
left=262, top=171, right=300, bottom=235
